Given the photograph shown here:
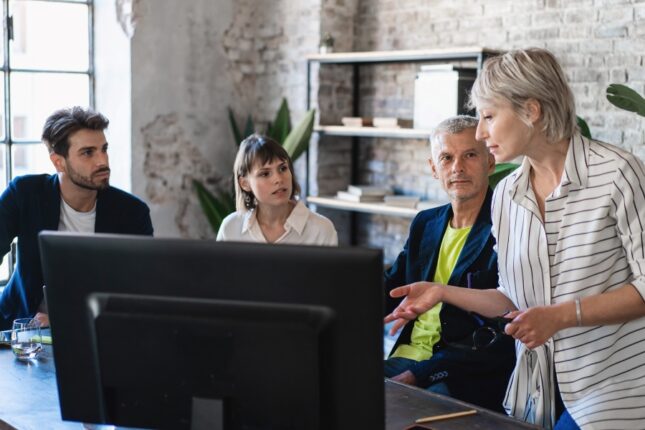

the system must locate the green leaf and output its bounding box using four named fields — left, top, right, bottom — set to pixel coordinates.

left=489, top=163, right=519, bottom=189
left=282, top=109, right=315, bottom=162
left=193, top=180, right=235, bottom=235
left=243, top=115, right=255, bottom=140
left=606, top=84, right=645, bottom=117
left=267, top=98, right=292, bottom=144
left=228, top=107, right=242, bottom=147
left=577, top=116, right=592, bottom=139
